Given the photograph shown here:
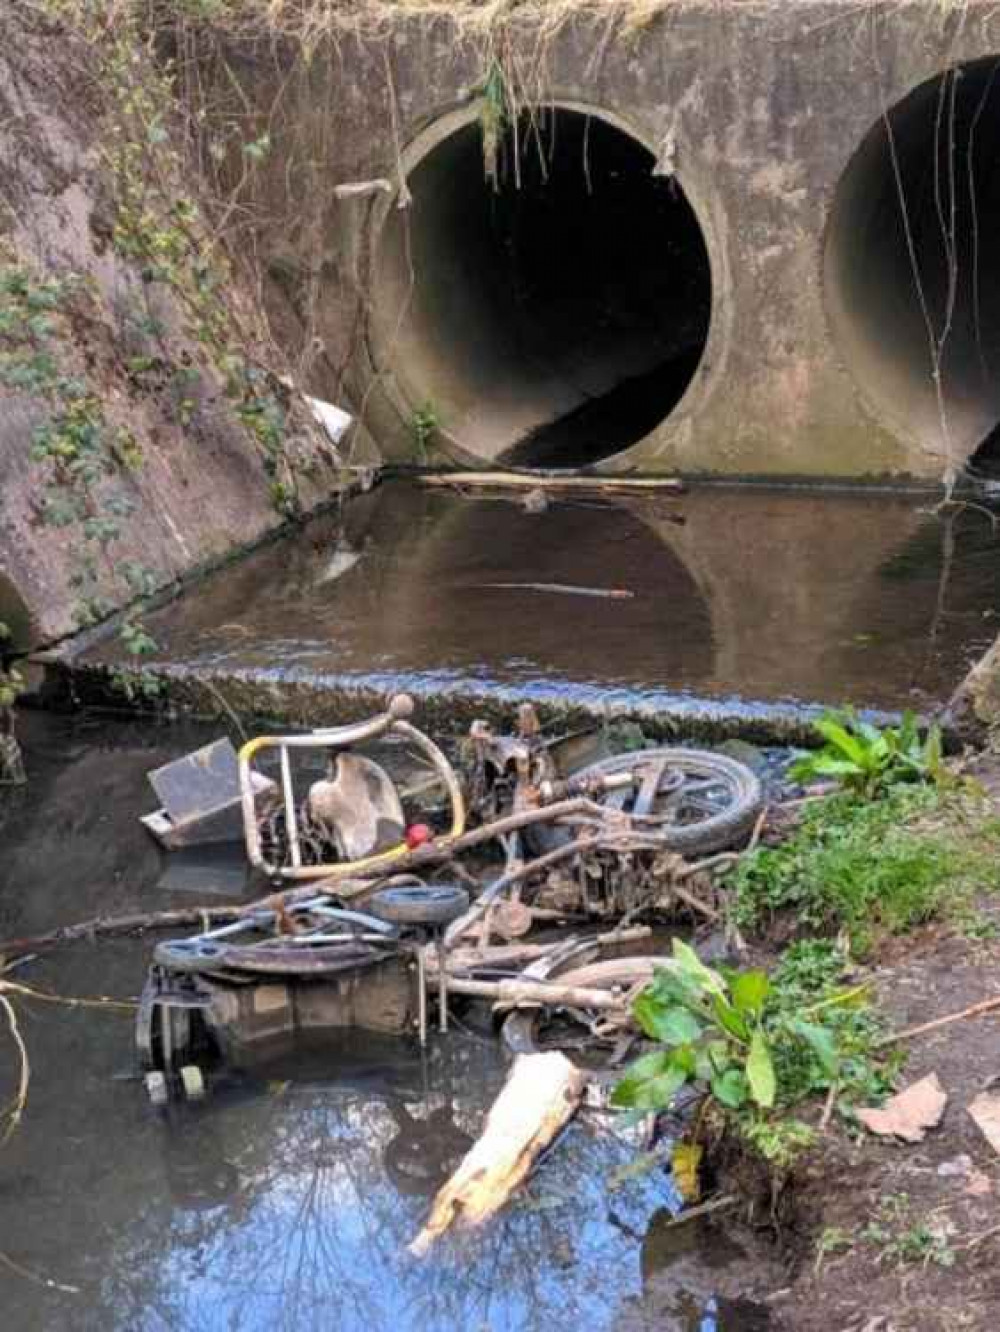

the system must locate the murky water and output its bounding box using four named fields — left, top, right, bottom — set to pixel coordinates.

left=88, top=481, right=1000, bottom=718
left=0, top=713, right=776, bottom=1332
